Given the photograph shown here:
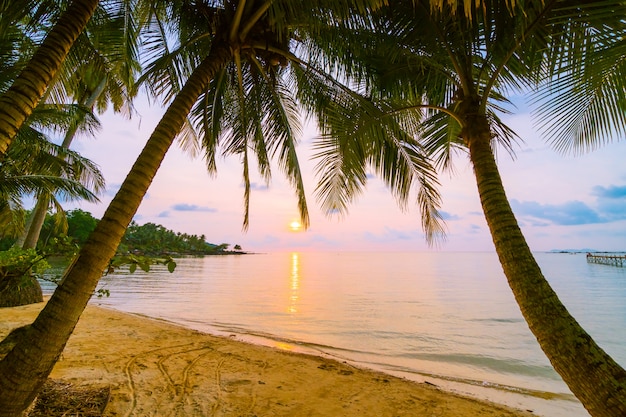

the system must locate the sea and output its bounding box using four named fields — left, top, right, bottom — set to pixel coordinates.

left=50, top=251, right=626, bottom=417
